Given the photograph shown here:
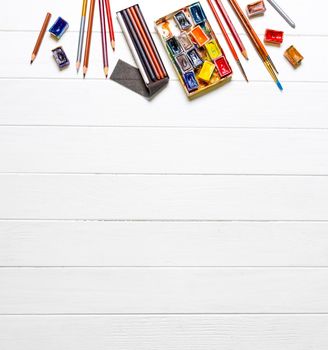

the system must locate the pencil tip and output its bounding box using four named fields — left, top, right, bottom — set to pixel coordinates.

left=242, top=50, right=249, bottom=60
left=83, top=67, right=88, bottom=79
left=31, top=54, right=36, bottom=64
left=237, top=60, right=249, bottom=82
left=76, top=62, right=81, bottom=73
left=104, top=67, right=109, bottom=78
left=111, top=40, right=115, bottom=51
